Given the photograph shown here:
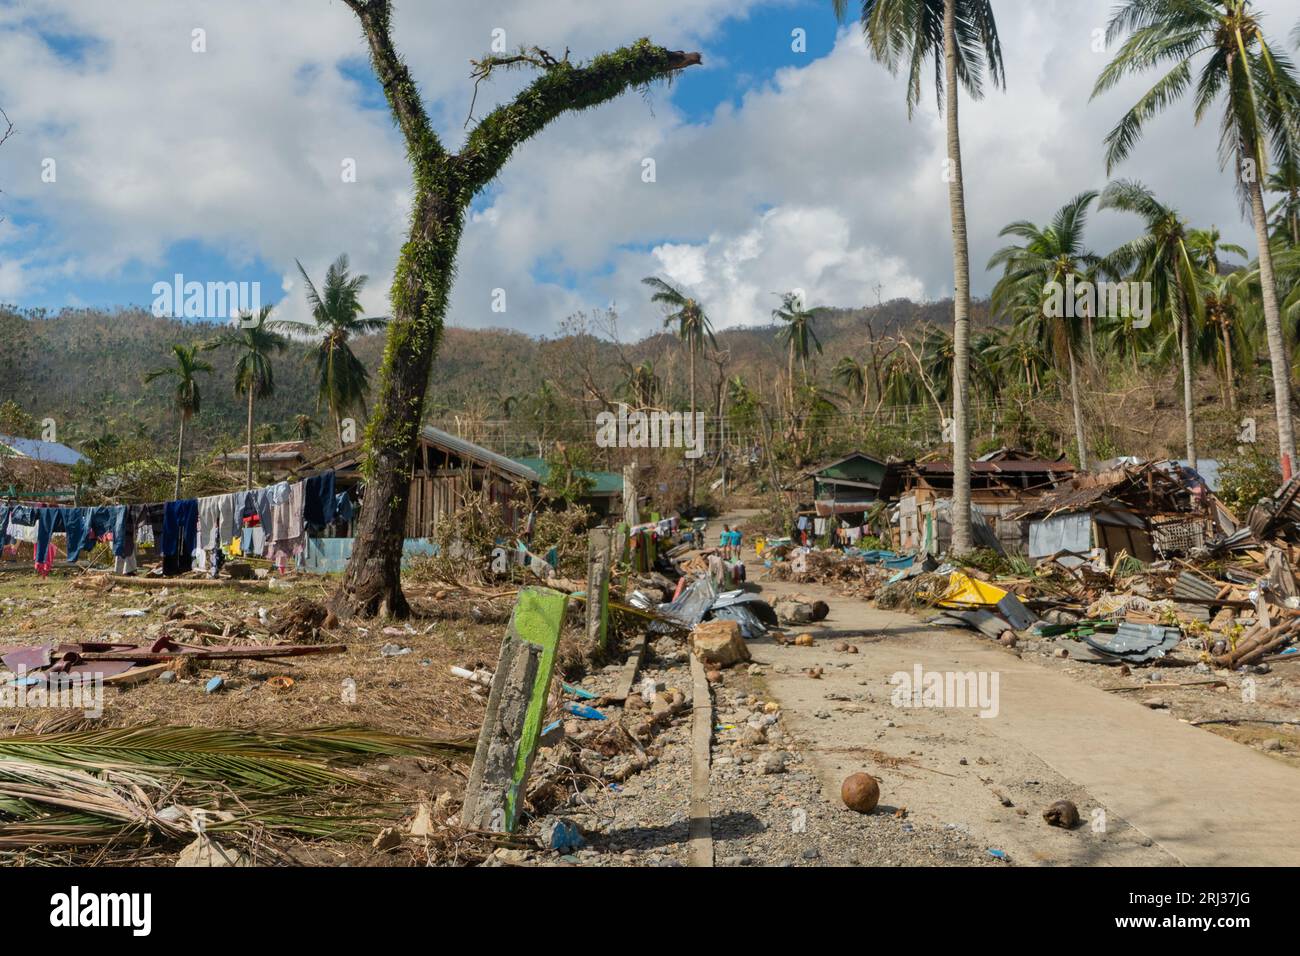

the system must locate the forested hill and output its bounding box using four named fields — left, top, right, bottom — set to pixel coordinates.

left=0, top=297, right=978, bottom=452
